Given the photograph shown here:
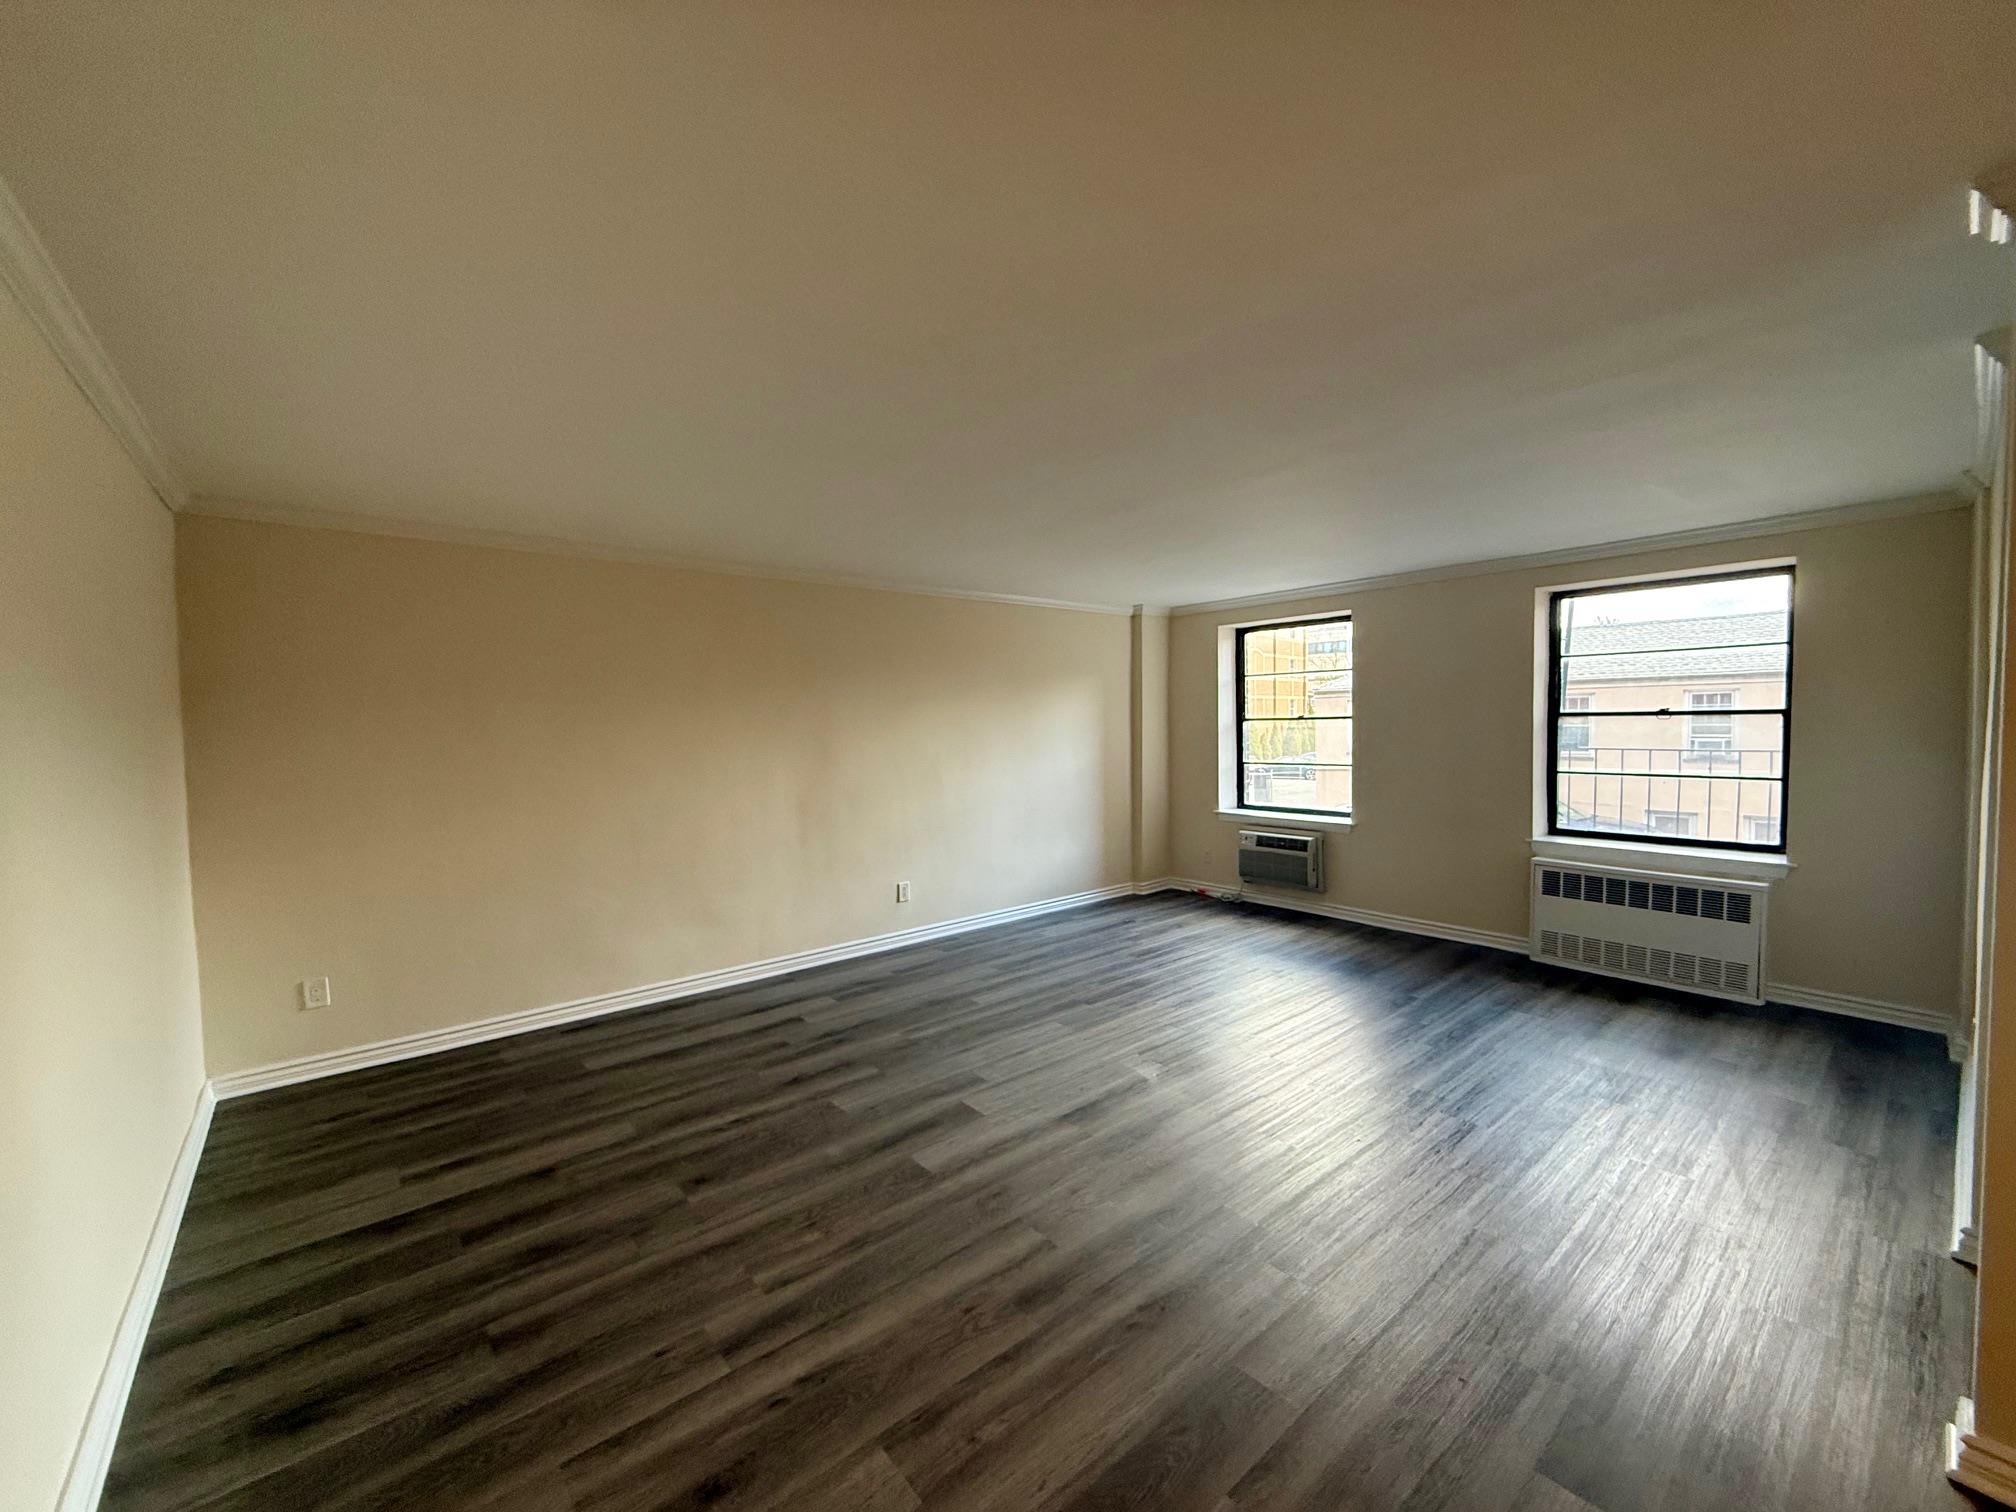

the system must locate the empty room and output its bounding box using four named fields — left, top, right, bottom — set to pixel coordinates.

left=10, top=5, right=2016, bottom=1510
